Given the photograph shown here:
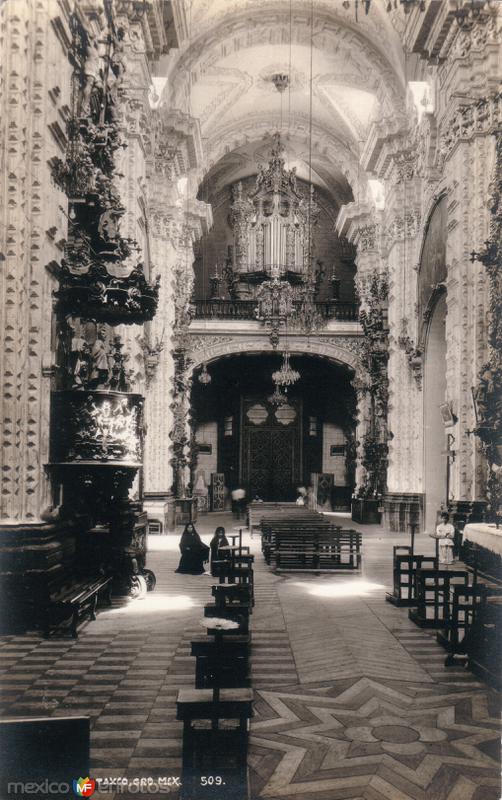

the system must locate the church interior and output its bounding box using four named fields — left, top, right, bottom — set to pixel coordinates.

left=0, top=0, right=501, bottom=798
